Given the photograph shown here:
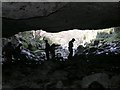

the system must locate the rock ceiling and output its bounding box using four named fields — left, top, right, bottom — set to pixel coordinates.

left=2, top=2, right=120, bottom=37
